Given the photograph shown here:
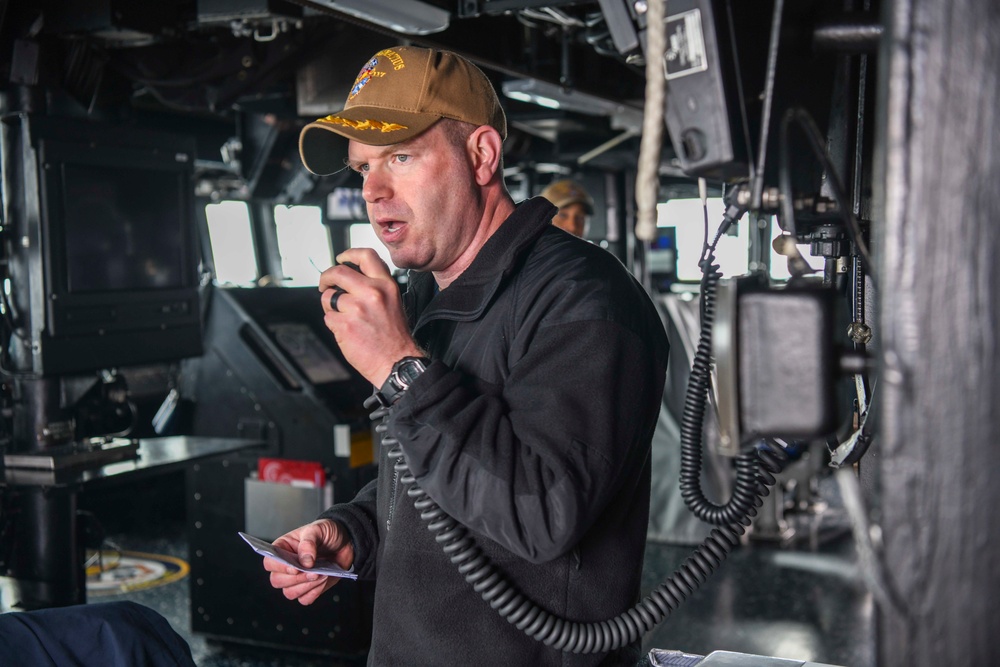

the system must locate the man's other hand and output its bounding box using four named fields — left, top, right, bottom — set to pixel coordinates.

left=263, top=518, right=354, bottom=606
